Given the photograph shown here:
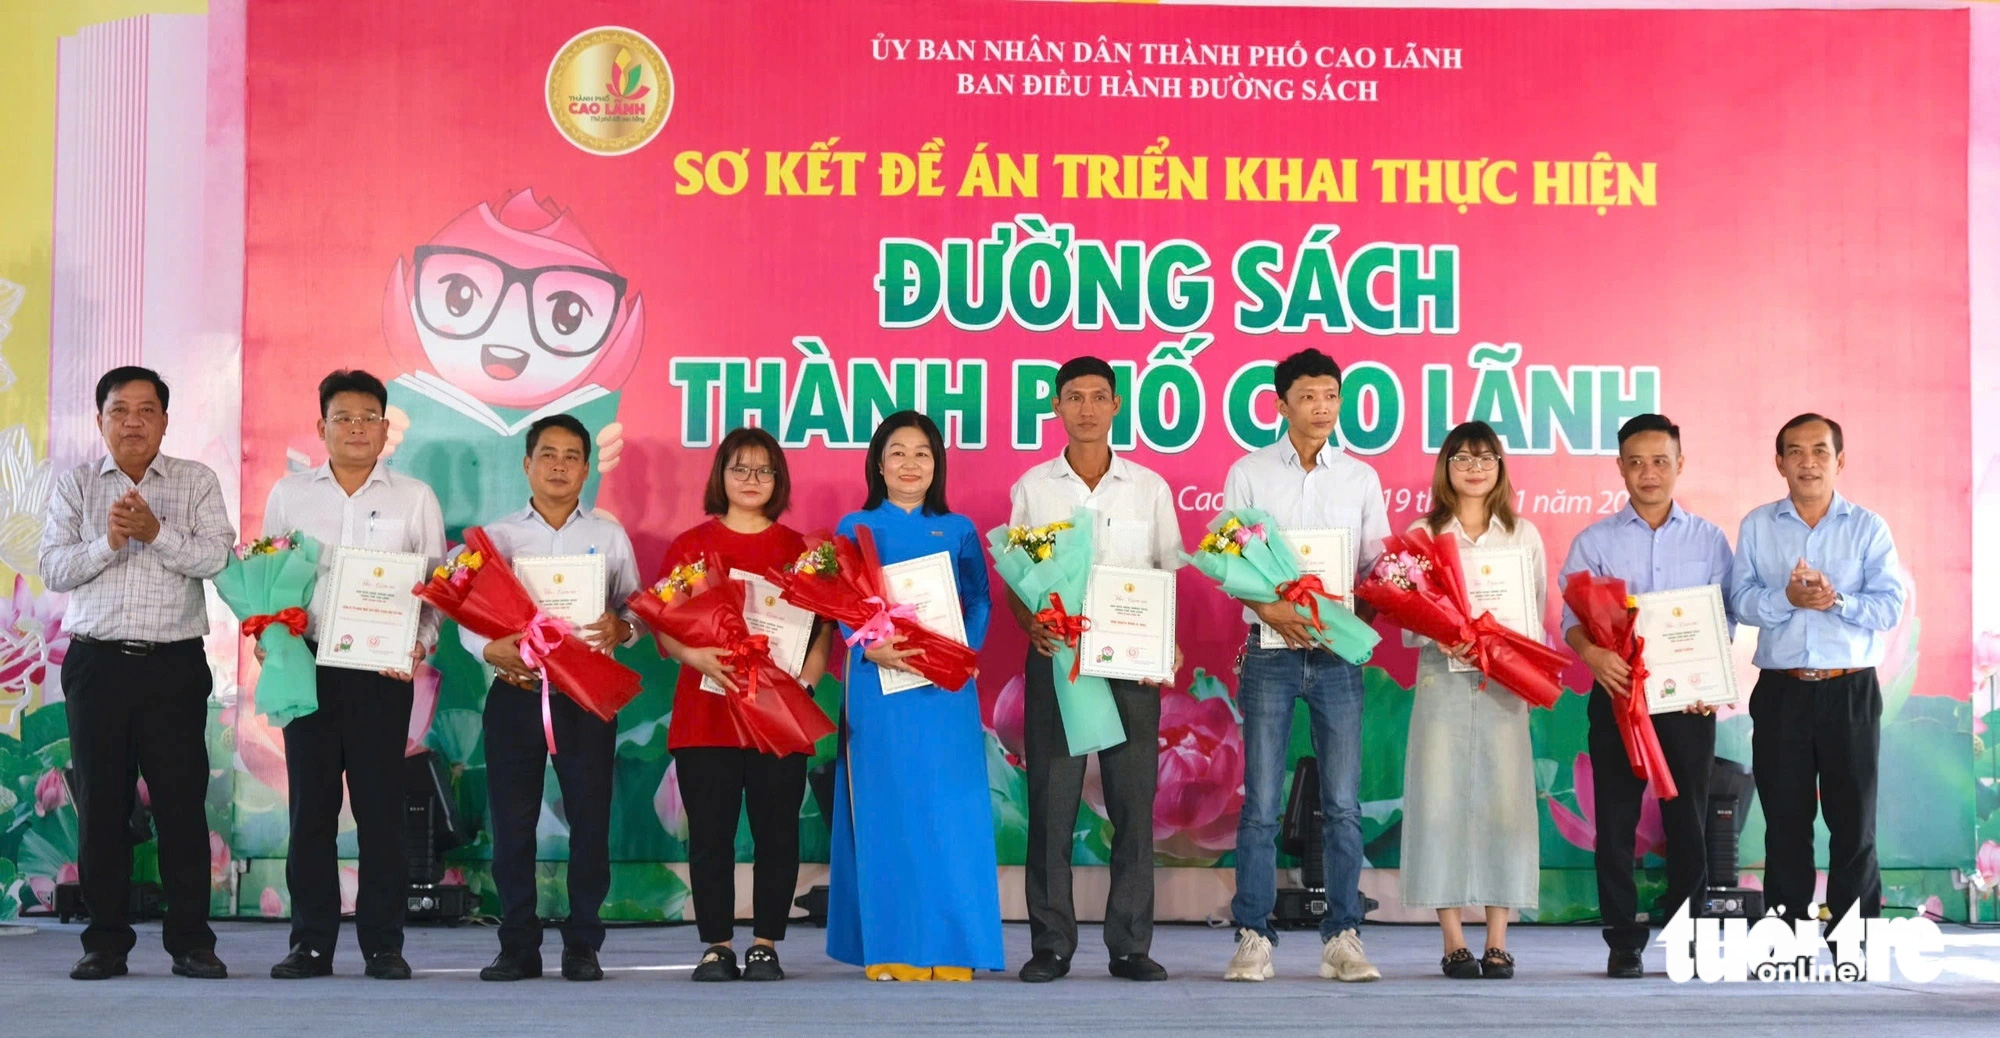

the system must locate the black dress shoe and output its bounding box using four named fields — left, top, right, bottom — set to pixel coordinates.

left=365, top=951, right=412, bottom=980
left=1607, top=950, right=1645, bottom=979
left=171, top=949, right=228, bottom=980
left=1480, top=948, right=1515, bottom=980
left=1441, top=947, right=1480, bottom=979
left=742, top=945, right=784, bottom=982
left=1017, top=950, right=1069, bottom=983
left=70, top=952, right=128, bottom=981
left=270, top=945, right=332, bottom=980
left=561, top=946, right=603, bottom=982
left=480, top=949, right=543, bottom=981
left=691, top=945, right=739, bottom=982
left=1109, top=954, right=1168, bottom=982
